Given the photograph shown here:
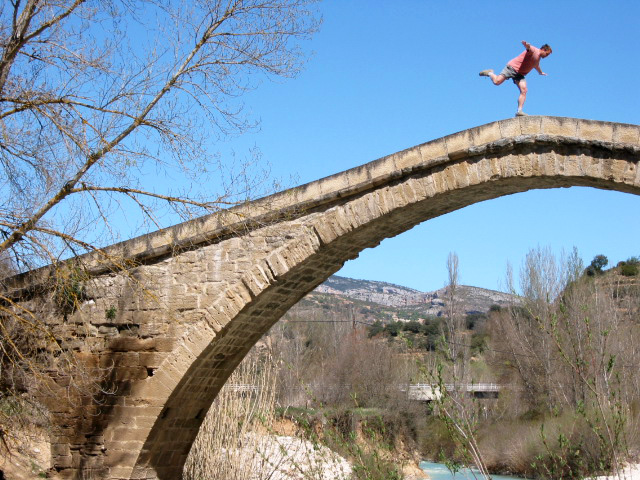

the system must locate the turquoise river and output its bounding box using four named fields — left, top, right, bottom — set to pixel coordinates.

left=420, top=461, right=526, bottom=479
